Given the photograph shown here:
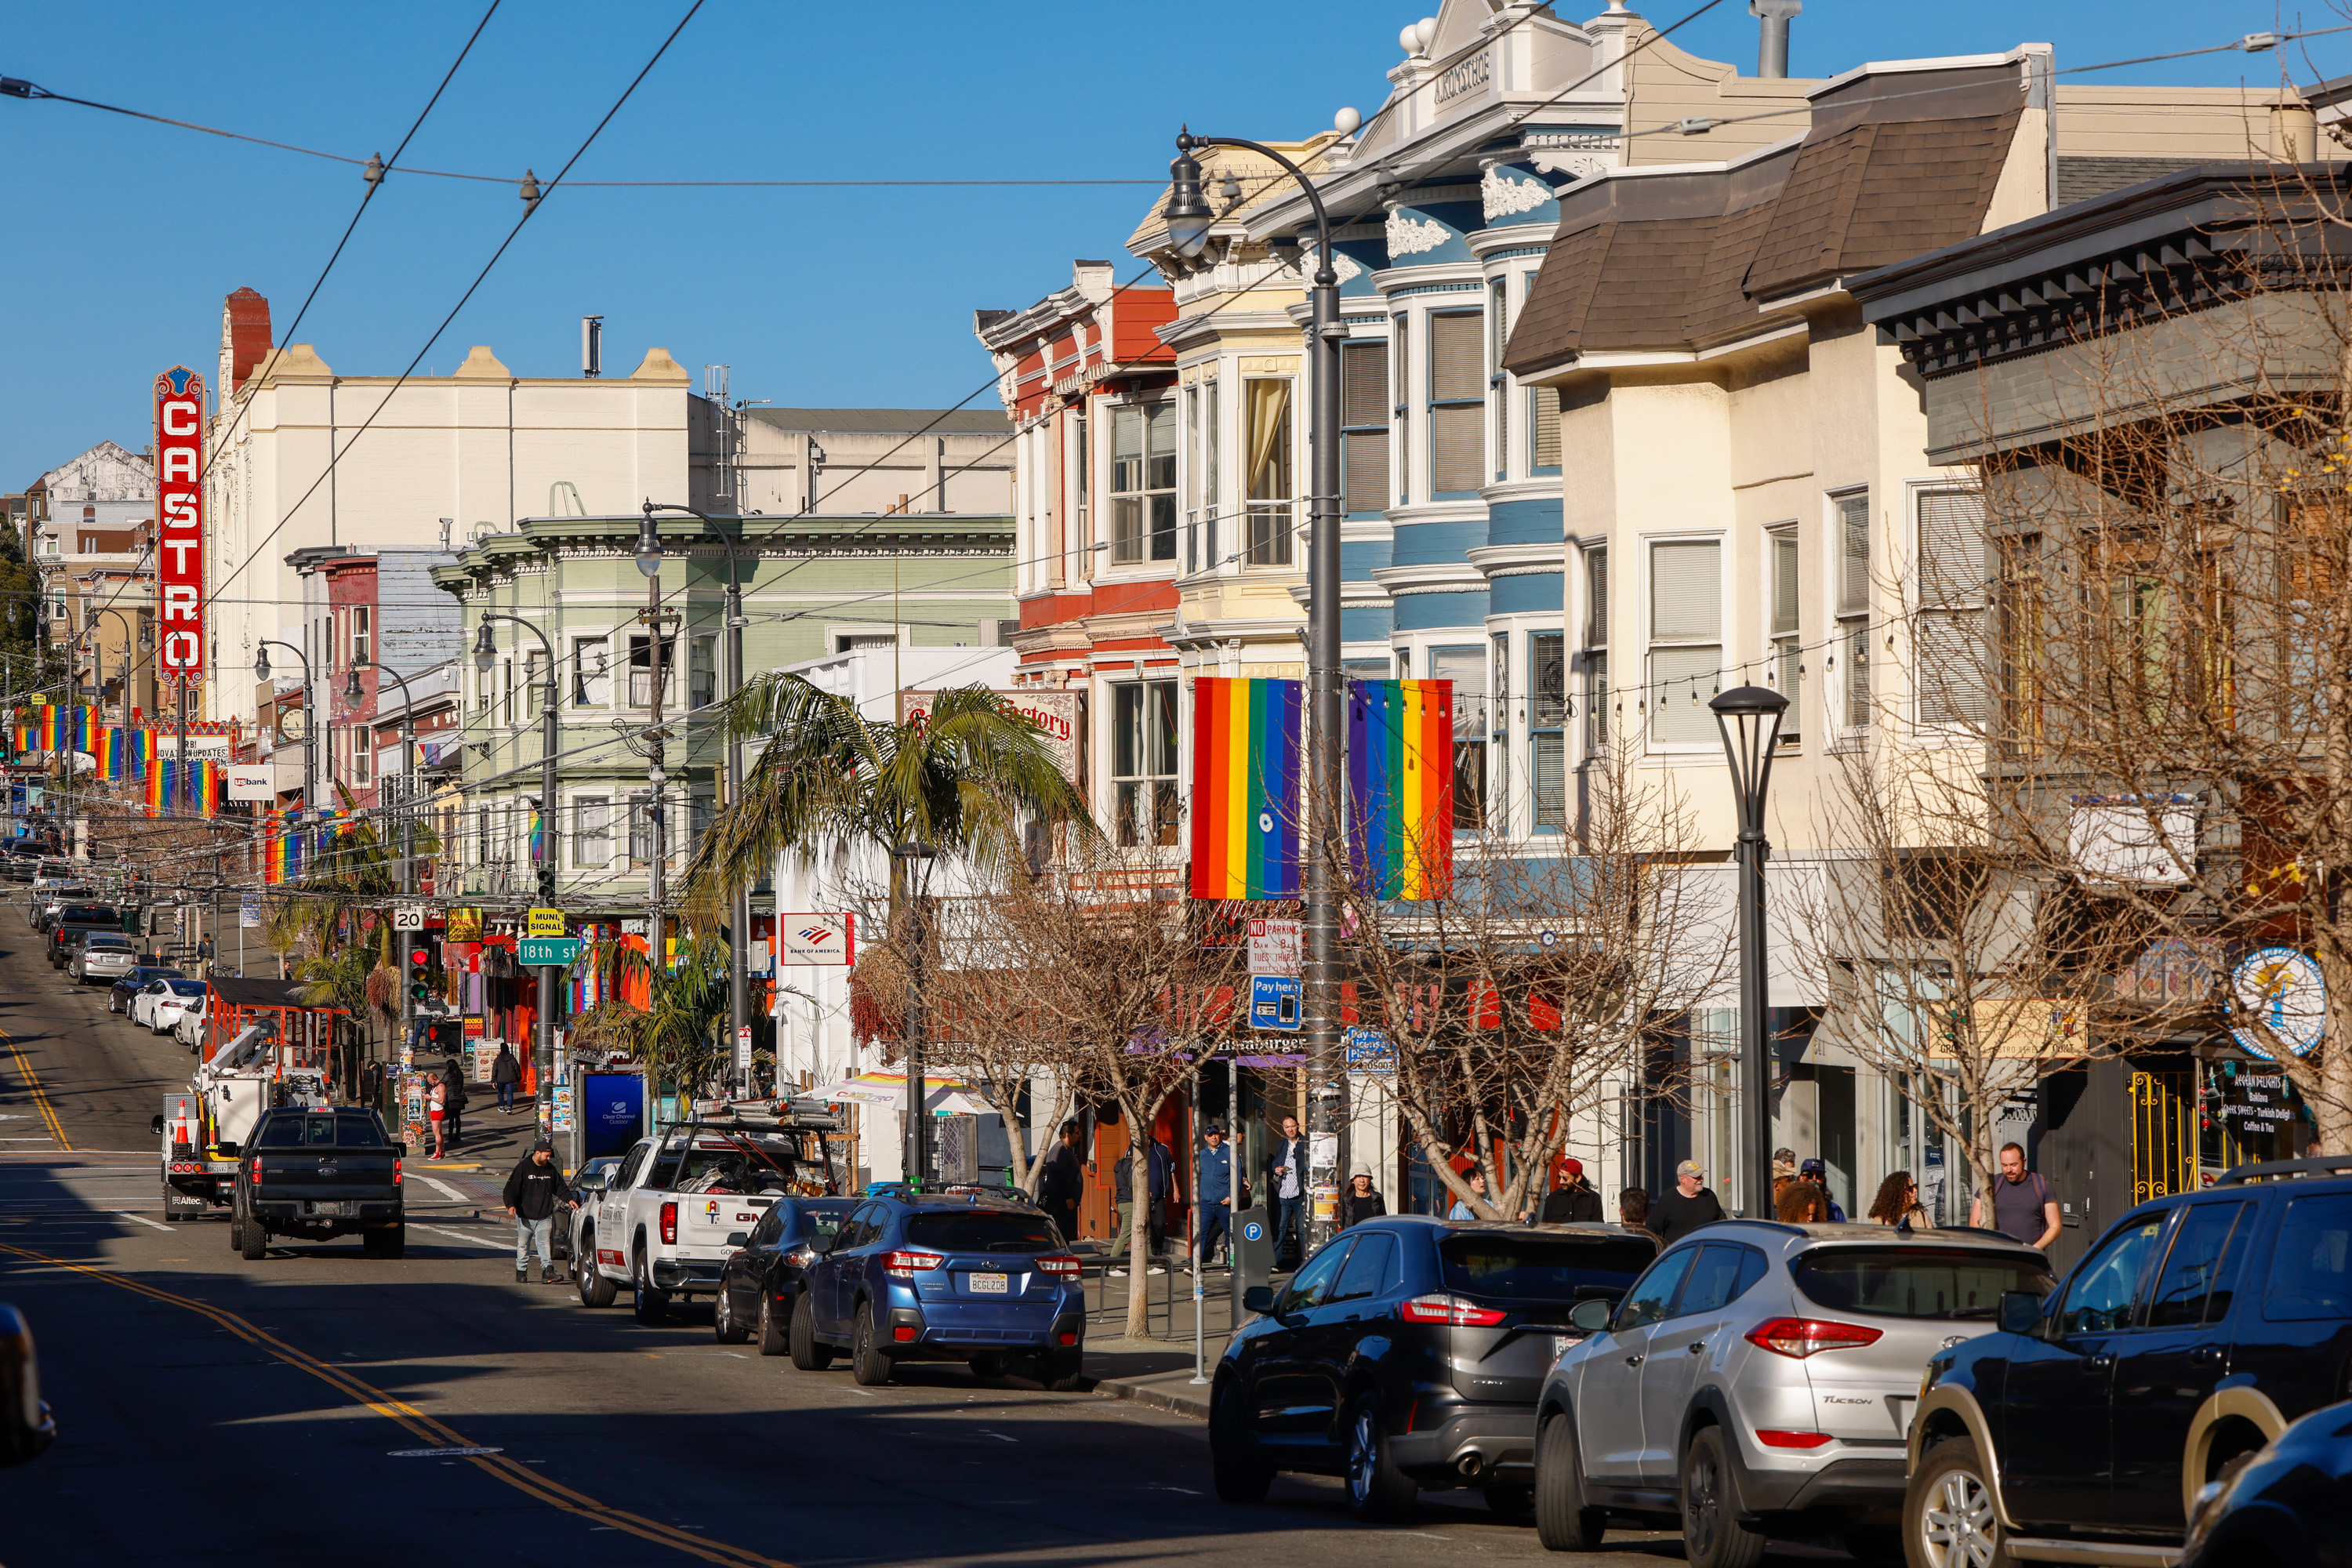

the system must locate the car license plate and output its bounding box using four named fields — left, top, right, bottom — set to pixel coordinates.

left=1555, top=1335, right=1574, bottom=1363
left=969, top=1272, right=1008, bottom=1295
left=306, top=1201, right=357, bottom=1218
